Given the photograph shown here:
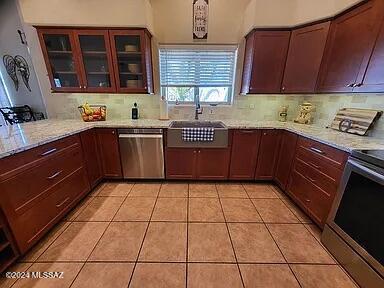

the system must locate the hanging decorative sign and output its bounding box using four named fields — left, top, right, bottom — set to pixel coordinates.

left=193, top=0, right=208, bottom=40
